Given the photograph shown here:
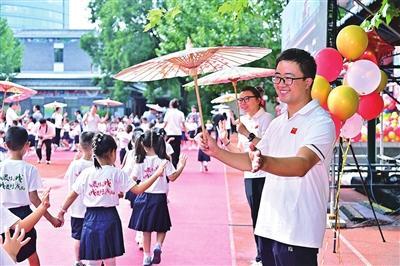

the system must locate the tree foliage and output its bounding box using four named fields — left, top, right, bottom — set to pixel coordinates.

left=0, top=18, right=23, bottom=80
left=149, top=0, right=284, bottom=115
left=81, top=0, right=160, bottom=101
left=361, top=0, right=400, bottom=30
left=83, top=0, right=284, bottom=116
